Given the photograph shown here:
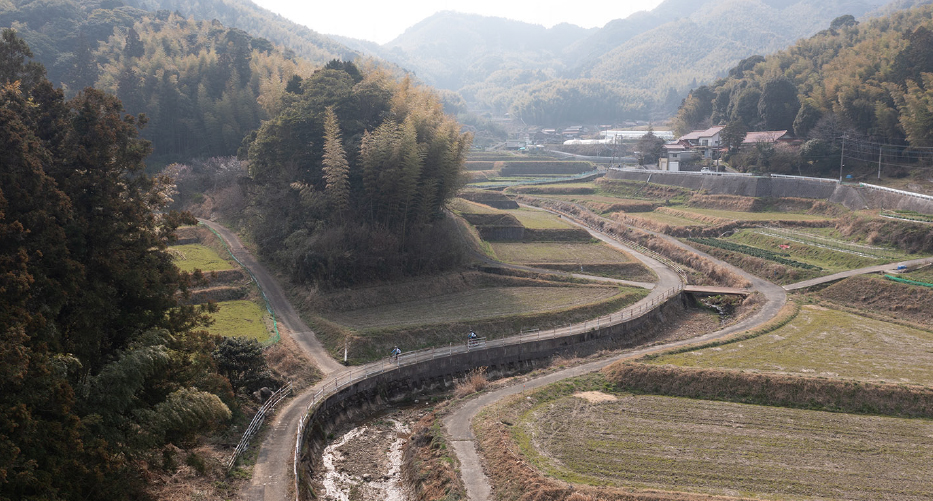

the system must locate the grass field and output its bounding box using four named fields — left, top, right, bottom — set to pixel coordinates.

left=510, top=381, right=933, bottom=500
left=490, top=242, right=632, bottom=264
left=652, top=304, right=933, bottom=385
left=206, top=300, right=271, bottom=342
left=170, top=243, right=236, bottom=272
left=326, top=286, right=628, bottom=330
left=505, top=208, right=575, bottom=229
